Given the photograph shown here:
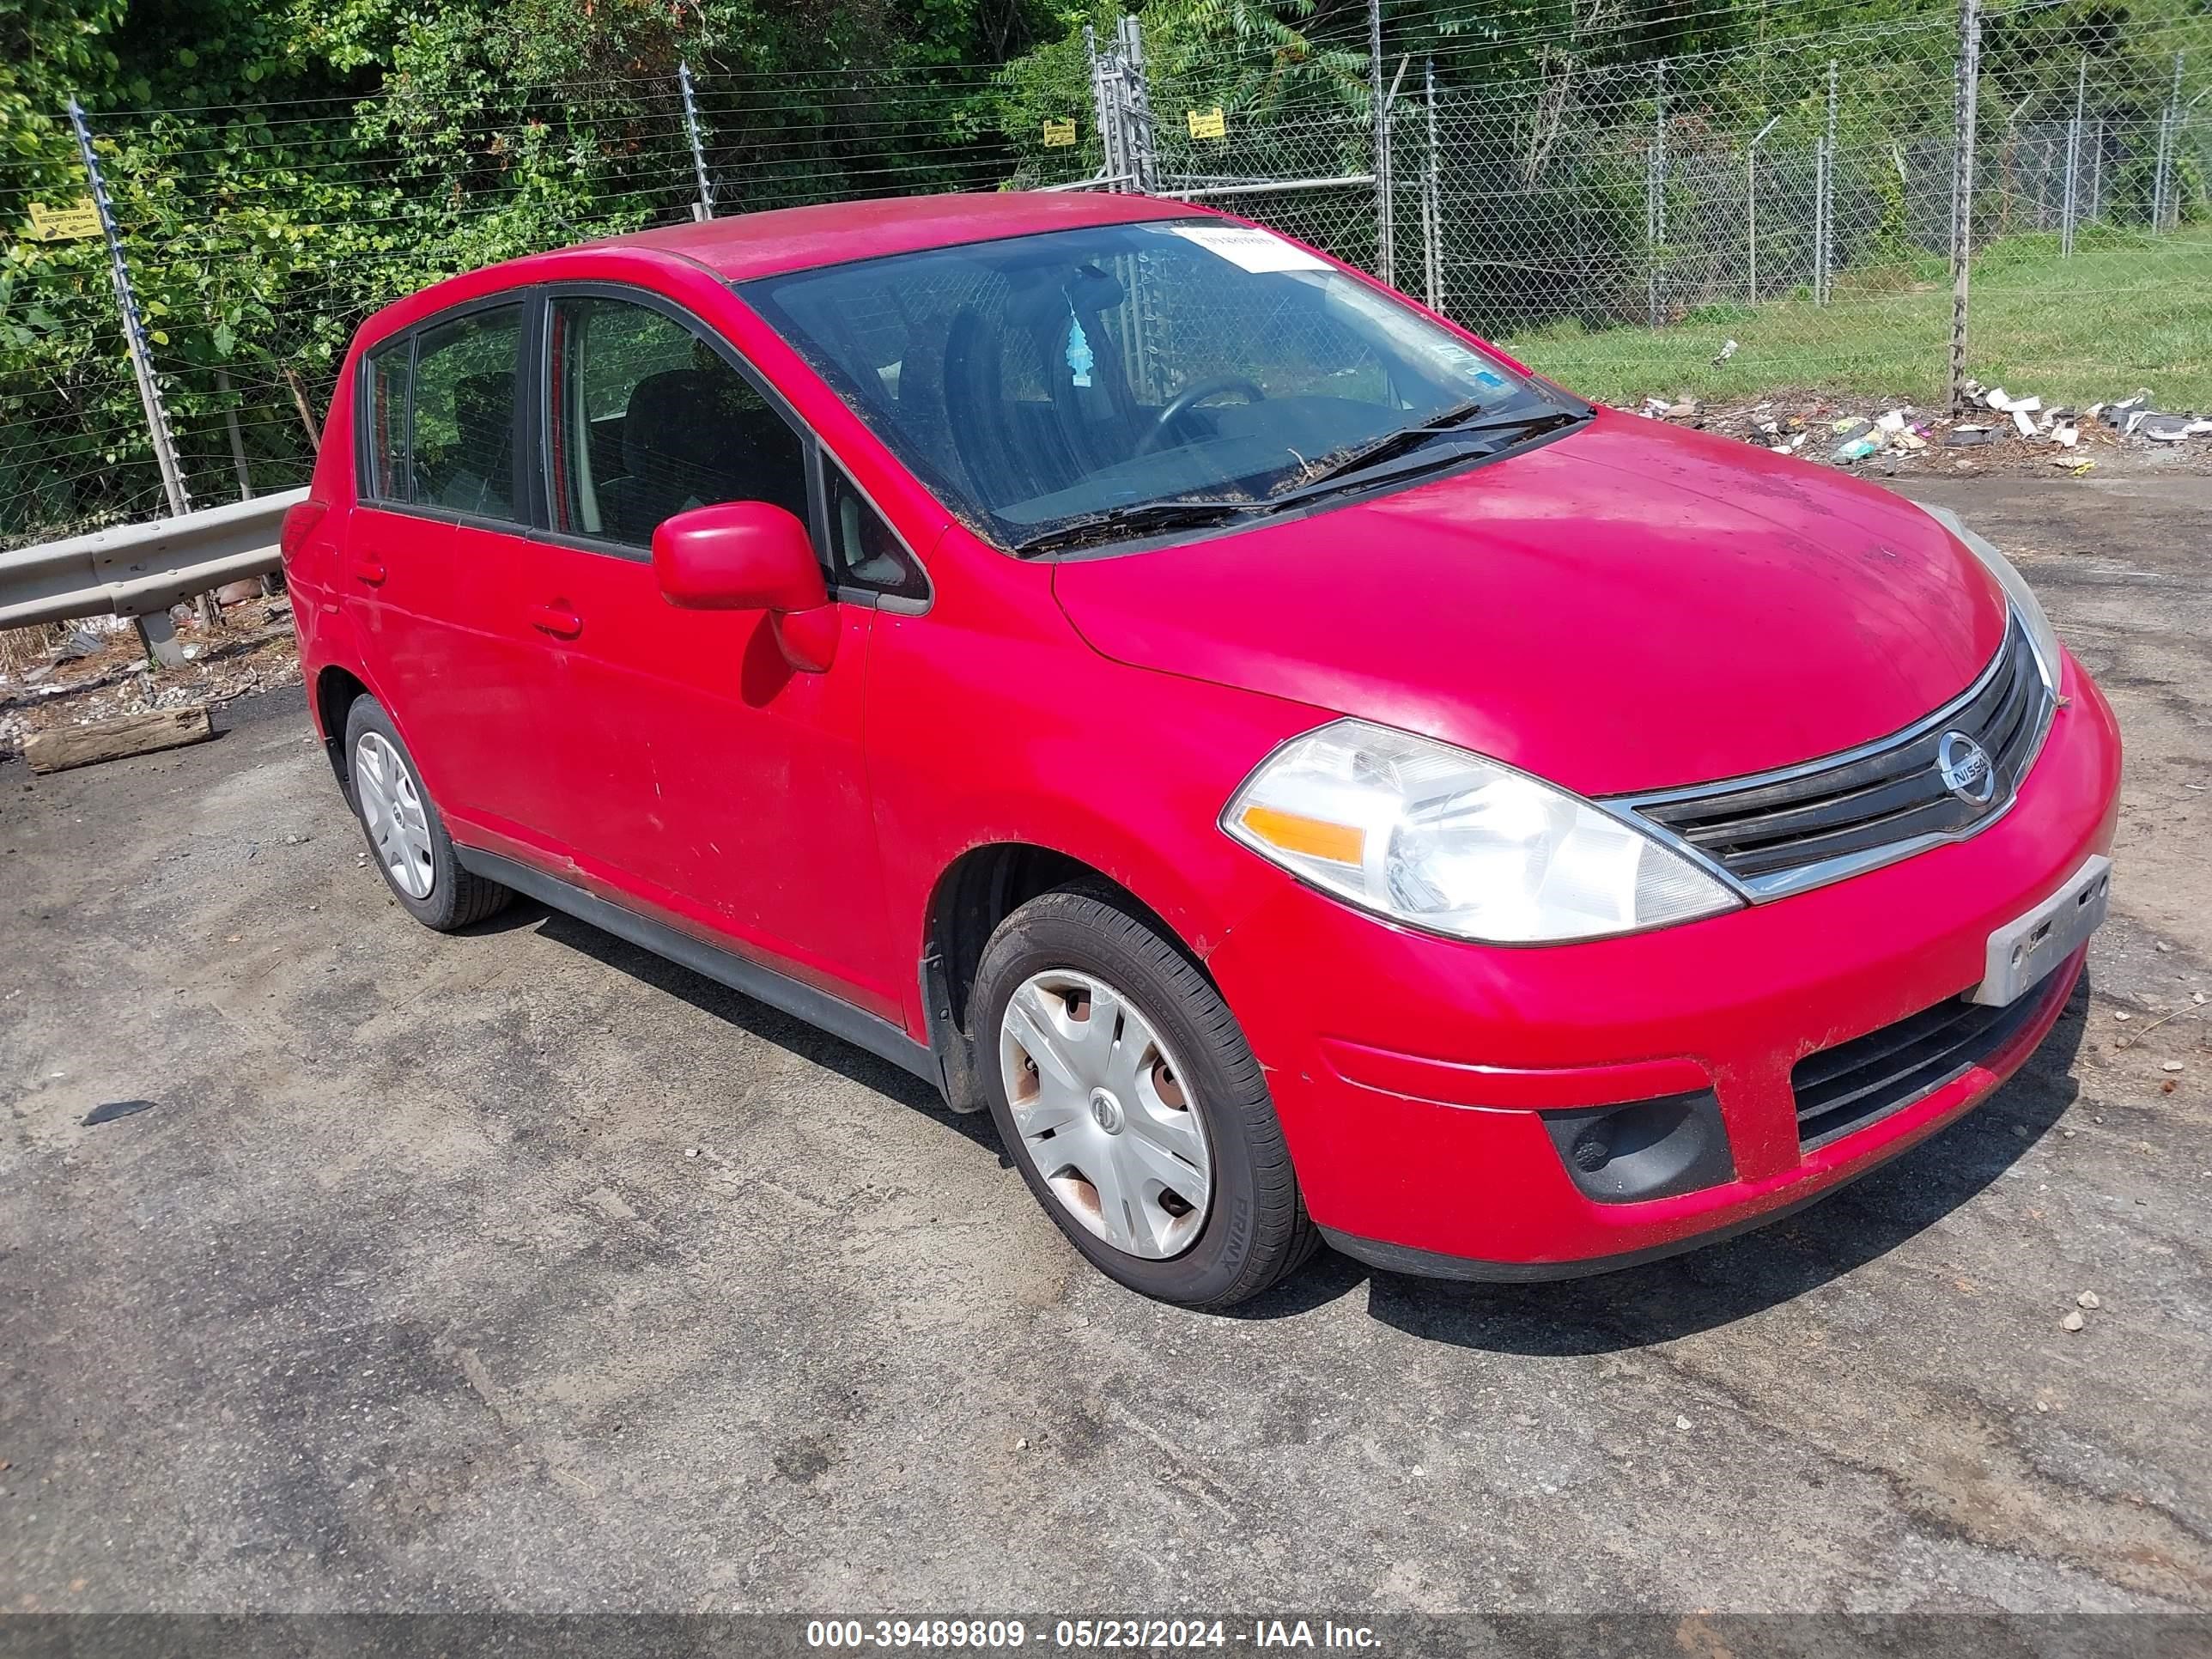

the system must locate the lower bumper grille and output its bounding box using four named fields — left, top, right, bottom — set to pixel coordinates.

left=1790, top=965, right=2073, bottom=1151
